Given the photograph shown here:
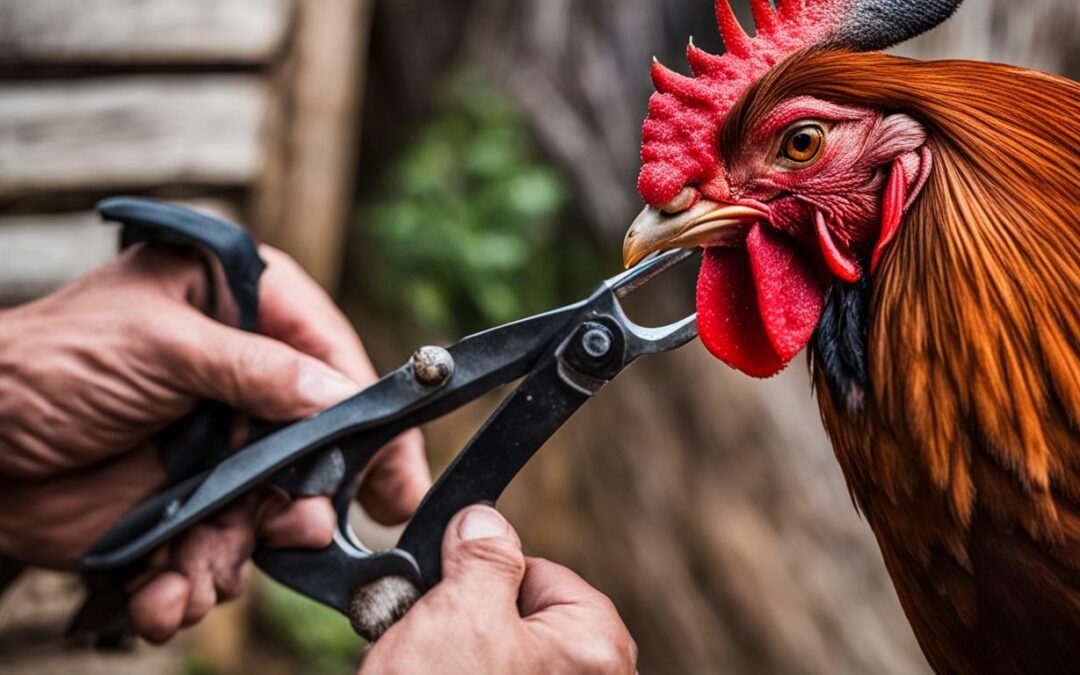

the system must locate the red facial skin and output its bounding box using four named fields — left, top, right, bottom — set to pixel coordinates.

left=717, top=97, right=929, bottom=256
left=639, top=0, right=859, bottom=208
left=681, top=97, right=932, bottom=377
